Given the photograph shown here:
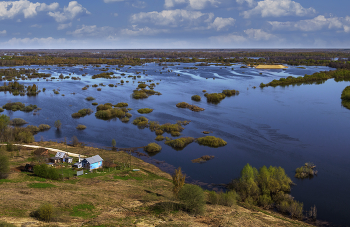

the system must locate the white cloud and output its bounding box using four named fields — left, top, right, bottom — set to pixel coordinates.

left=236, top=0, right=255, bottom=7
left=132, top=1, right=146, bottom=8
left=57, top=22, right=72, bottom=30
left=131, top=9, right=214, bottom=27
left=208, top=17, right=235, bottom=31
left=31, top=24, right=41, bottom=28
left=48, top=1, right=90, bottom=23
left=121, top=26, right=168, bottom=36
left=103, top=0, right=125, bottom=2
left=209, top=33, right=247, bottom=43
left=242, top=0, right=315, bottom=18
left=244, top=28, right=275, bottom=40
left=0, top=30, right=6, bottom=36
left=269, top=15, right=350, bottom=32
left=67, top=24, right=115, bottom=37
left=0, top=0, right=58, bottom=20
left=164, top=0, right=220, bottom=10
left=112, top=13, right=118, bottom=17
